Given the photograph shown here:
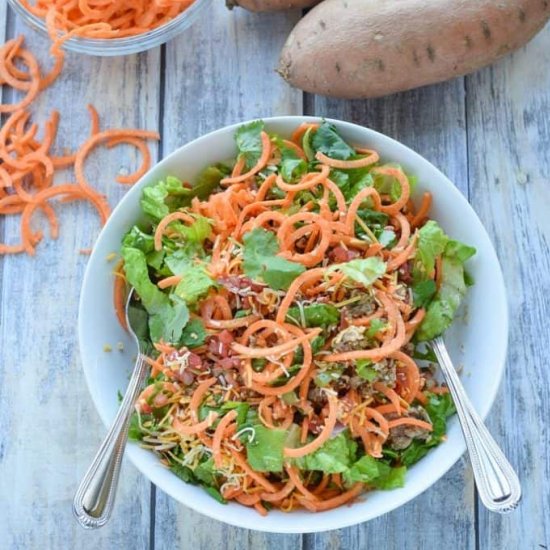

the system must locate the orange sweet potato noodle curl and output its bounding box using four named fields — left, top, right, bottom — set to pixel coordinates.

left=119, top=122, right=461, bottom=515
left=0, top=34, right=160, bottom=256
left=21, top=1, right=197, bottom=40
